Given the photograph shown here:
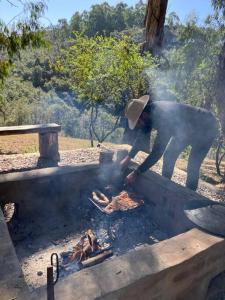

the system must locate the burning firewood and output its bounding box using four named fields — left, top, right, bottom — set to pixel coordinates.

left=81, top=250, right=113, bottom=268
left=69, top=229, right=101, bottom=262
